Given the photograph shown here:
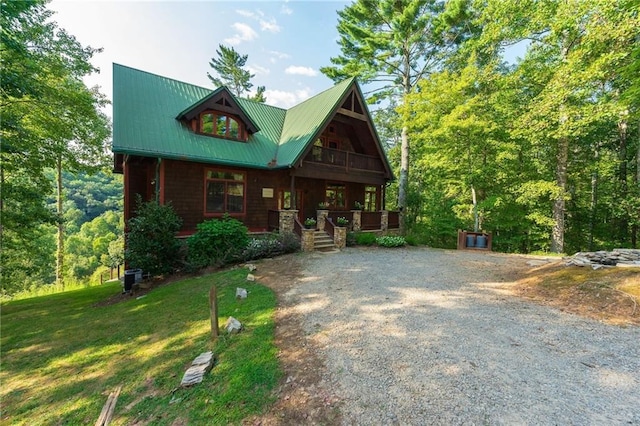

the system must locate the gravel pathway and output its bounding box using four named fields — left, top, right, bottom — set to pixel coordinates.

left=284, top=247, right=640, bottom=425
